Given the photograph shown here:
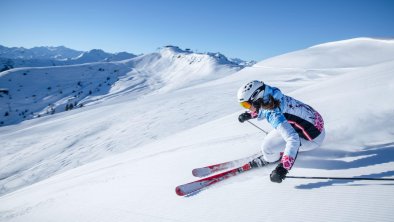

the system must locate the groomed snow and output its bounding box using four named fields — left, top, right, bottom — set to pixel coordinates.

left=0, top=38, right=394, bottom=222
